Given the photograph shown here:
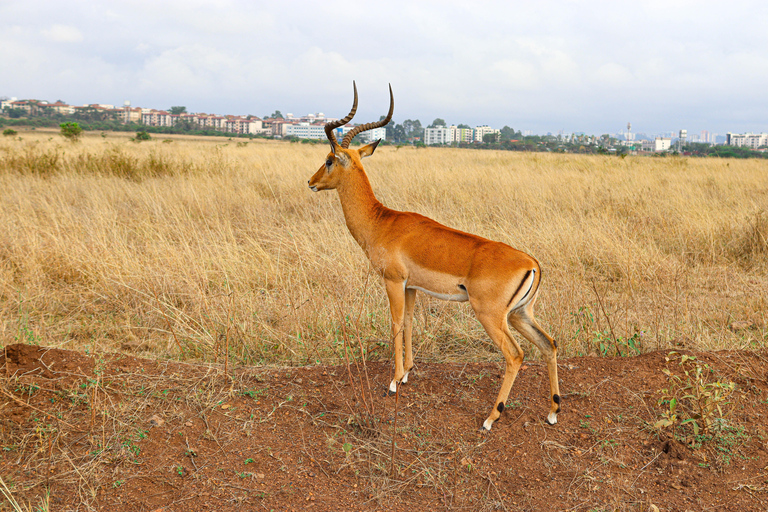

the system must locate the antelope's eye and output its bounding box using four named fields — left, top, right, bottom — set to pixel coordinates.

left=325, top=159, right=333, bottom=167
